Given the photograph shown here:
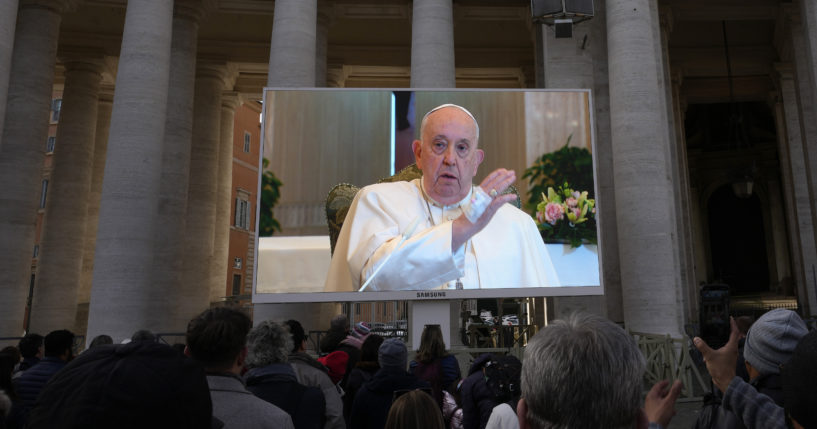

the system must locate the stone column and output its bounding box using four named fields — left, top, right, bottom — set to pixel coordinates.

left=153, top=1, right=209, bottom=332
left=408, top=0, right=456, bottom=342
left=774, top=63, right=817, bottom=316
left=791, top=8, right=817, bottom=316
left=690, top=186, right=708, bottom=287
left=799, top=0, right=817, bottom=124
left=86, top=0, right=174, bottom=343
left=268, top=0, right=317, bottom=87
left=0, top=0, right=74, bottom=336
left=765, top=178, right=792, bottom=293
left=669, top=69, right=698, bottom=318
left=263, top=0, right=318, bottom=325
left=30, top=56, right=104, bottom=334
left=212, top=91, right=242, bottom=303
left=0, top=0, right=20, bottom=147
left=535, top=0, right=621, bottom=322
left=315, top=1, right=332, bottom=87
left=179, top=62, right=226, bottom=321
left=658, top=8, right=695, bottom=321
left=410, top=0, right=455, bottom=88
left=76, top=84, right=114, bottom=334
left=606, top=0, right=683, bottom=336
